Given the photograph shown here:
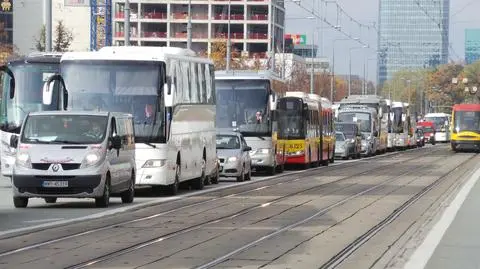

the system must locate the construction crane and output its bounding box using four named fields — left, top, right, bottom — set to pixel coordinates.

left=90, top=0, right=112, bottom=51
